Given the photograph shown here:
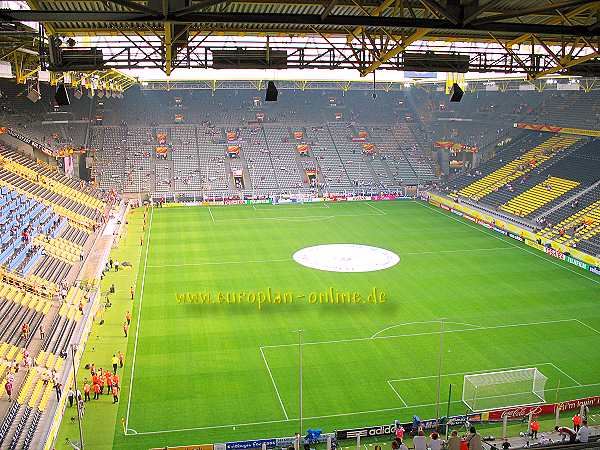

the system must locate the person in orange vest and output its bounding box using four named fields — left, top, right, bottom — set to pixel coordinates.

left=123, top=322, right=129, bottom=337
left=98, top=375, right=105, bottom=395
left=572, top=413, right=582, bottom=431
left=530, top=419, right=540, bottom=438
left=105, top=371, right=113, bottom=396
left=83, top=382, right=91, bottom=402
left=125, top=311, right=131, bottom=326
left=93, top=383, right=100, bottom=400
left=112, top=385, right=119, bottom=403
left=130, top=286, right=134, bottom=301
left=112, top=373, right=119, bottom=388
